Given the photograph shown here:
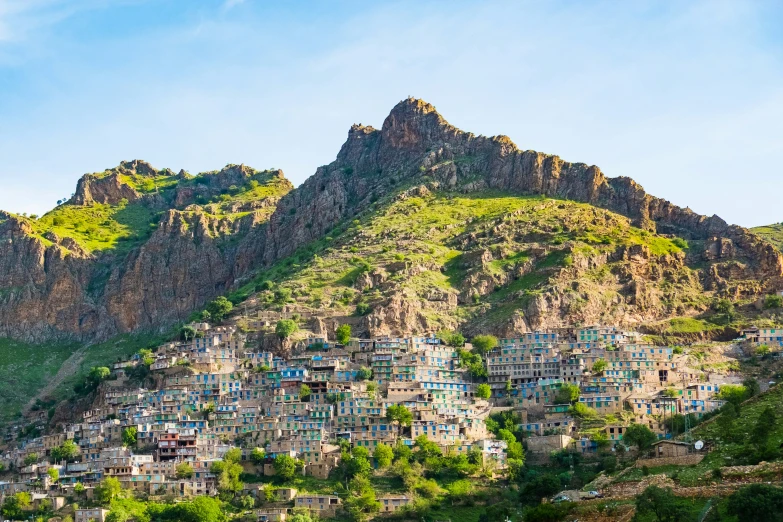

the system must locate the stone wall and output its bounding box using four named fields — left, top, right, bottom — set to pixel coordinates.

left=634, top=454, right=704, bottom=468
